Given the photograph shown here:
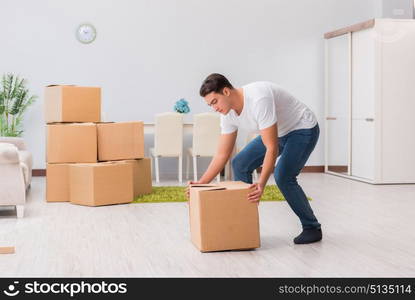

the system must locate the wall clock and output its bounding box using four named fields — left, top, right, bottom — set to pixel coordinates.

left=76, top=23, right=97, bottom=44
